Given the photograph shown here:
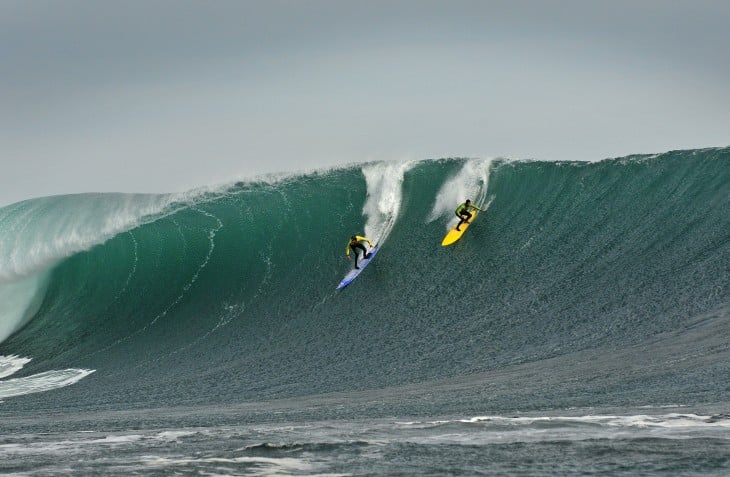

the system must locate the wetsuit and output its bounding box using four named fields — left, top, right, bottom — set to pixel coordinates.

left=455, top=202, right=481, bottom=230
left=346, top=235, right=373, bottom=268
